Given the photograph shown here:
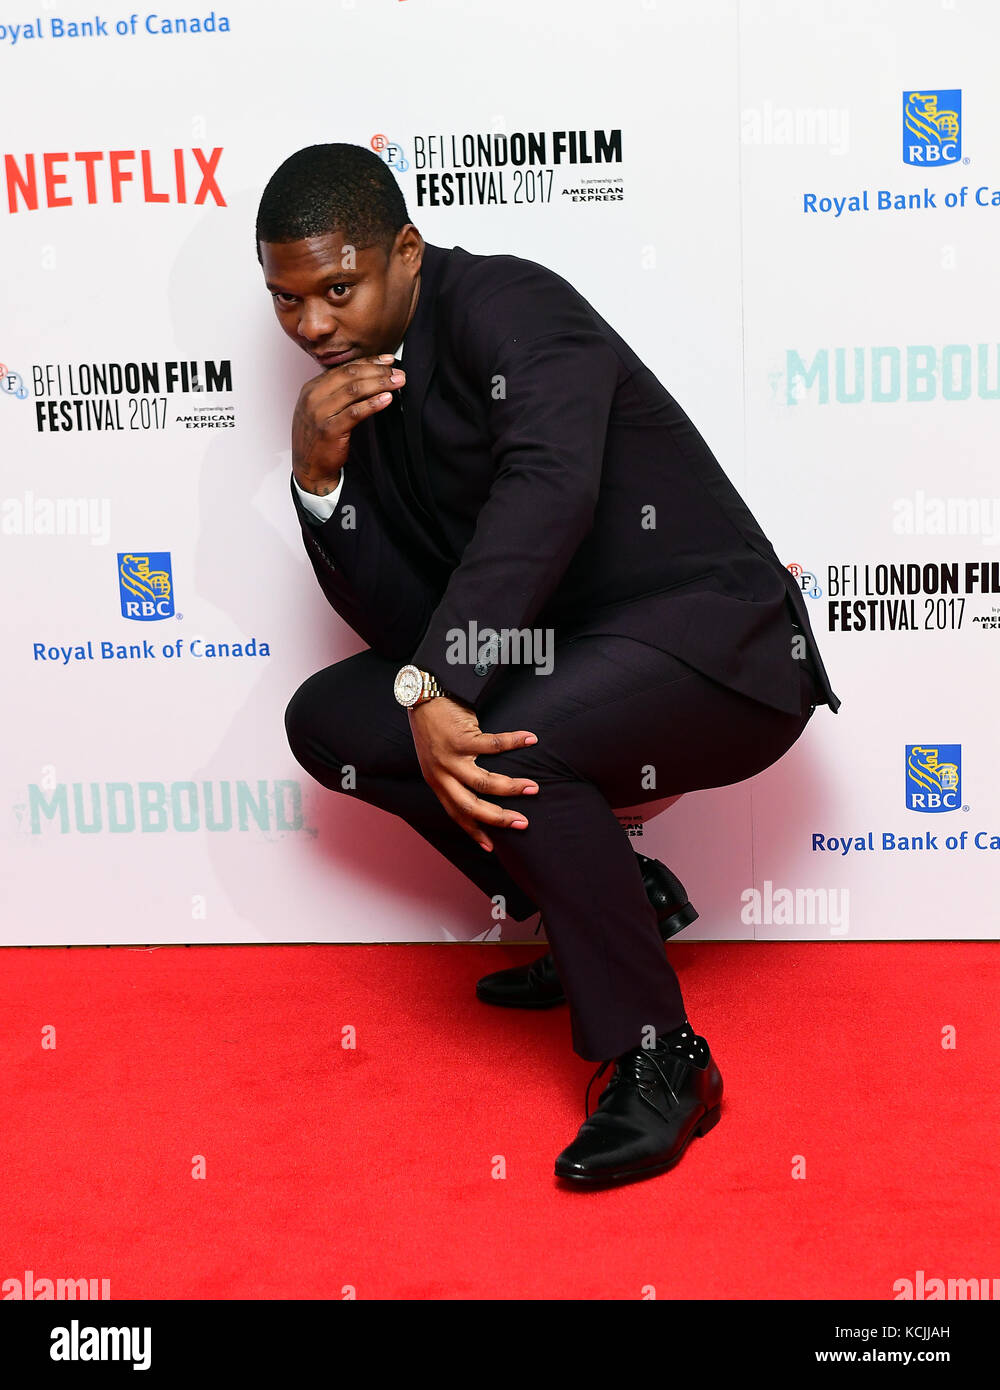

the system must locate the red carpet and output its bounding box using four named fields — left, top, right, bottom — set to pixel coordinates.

left=1, top=941, right=996, bottom=1300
